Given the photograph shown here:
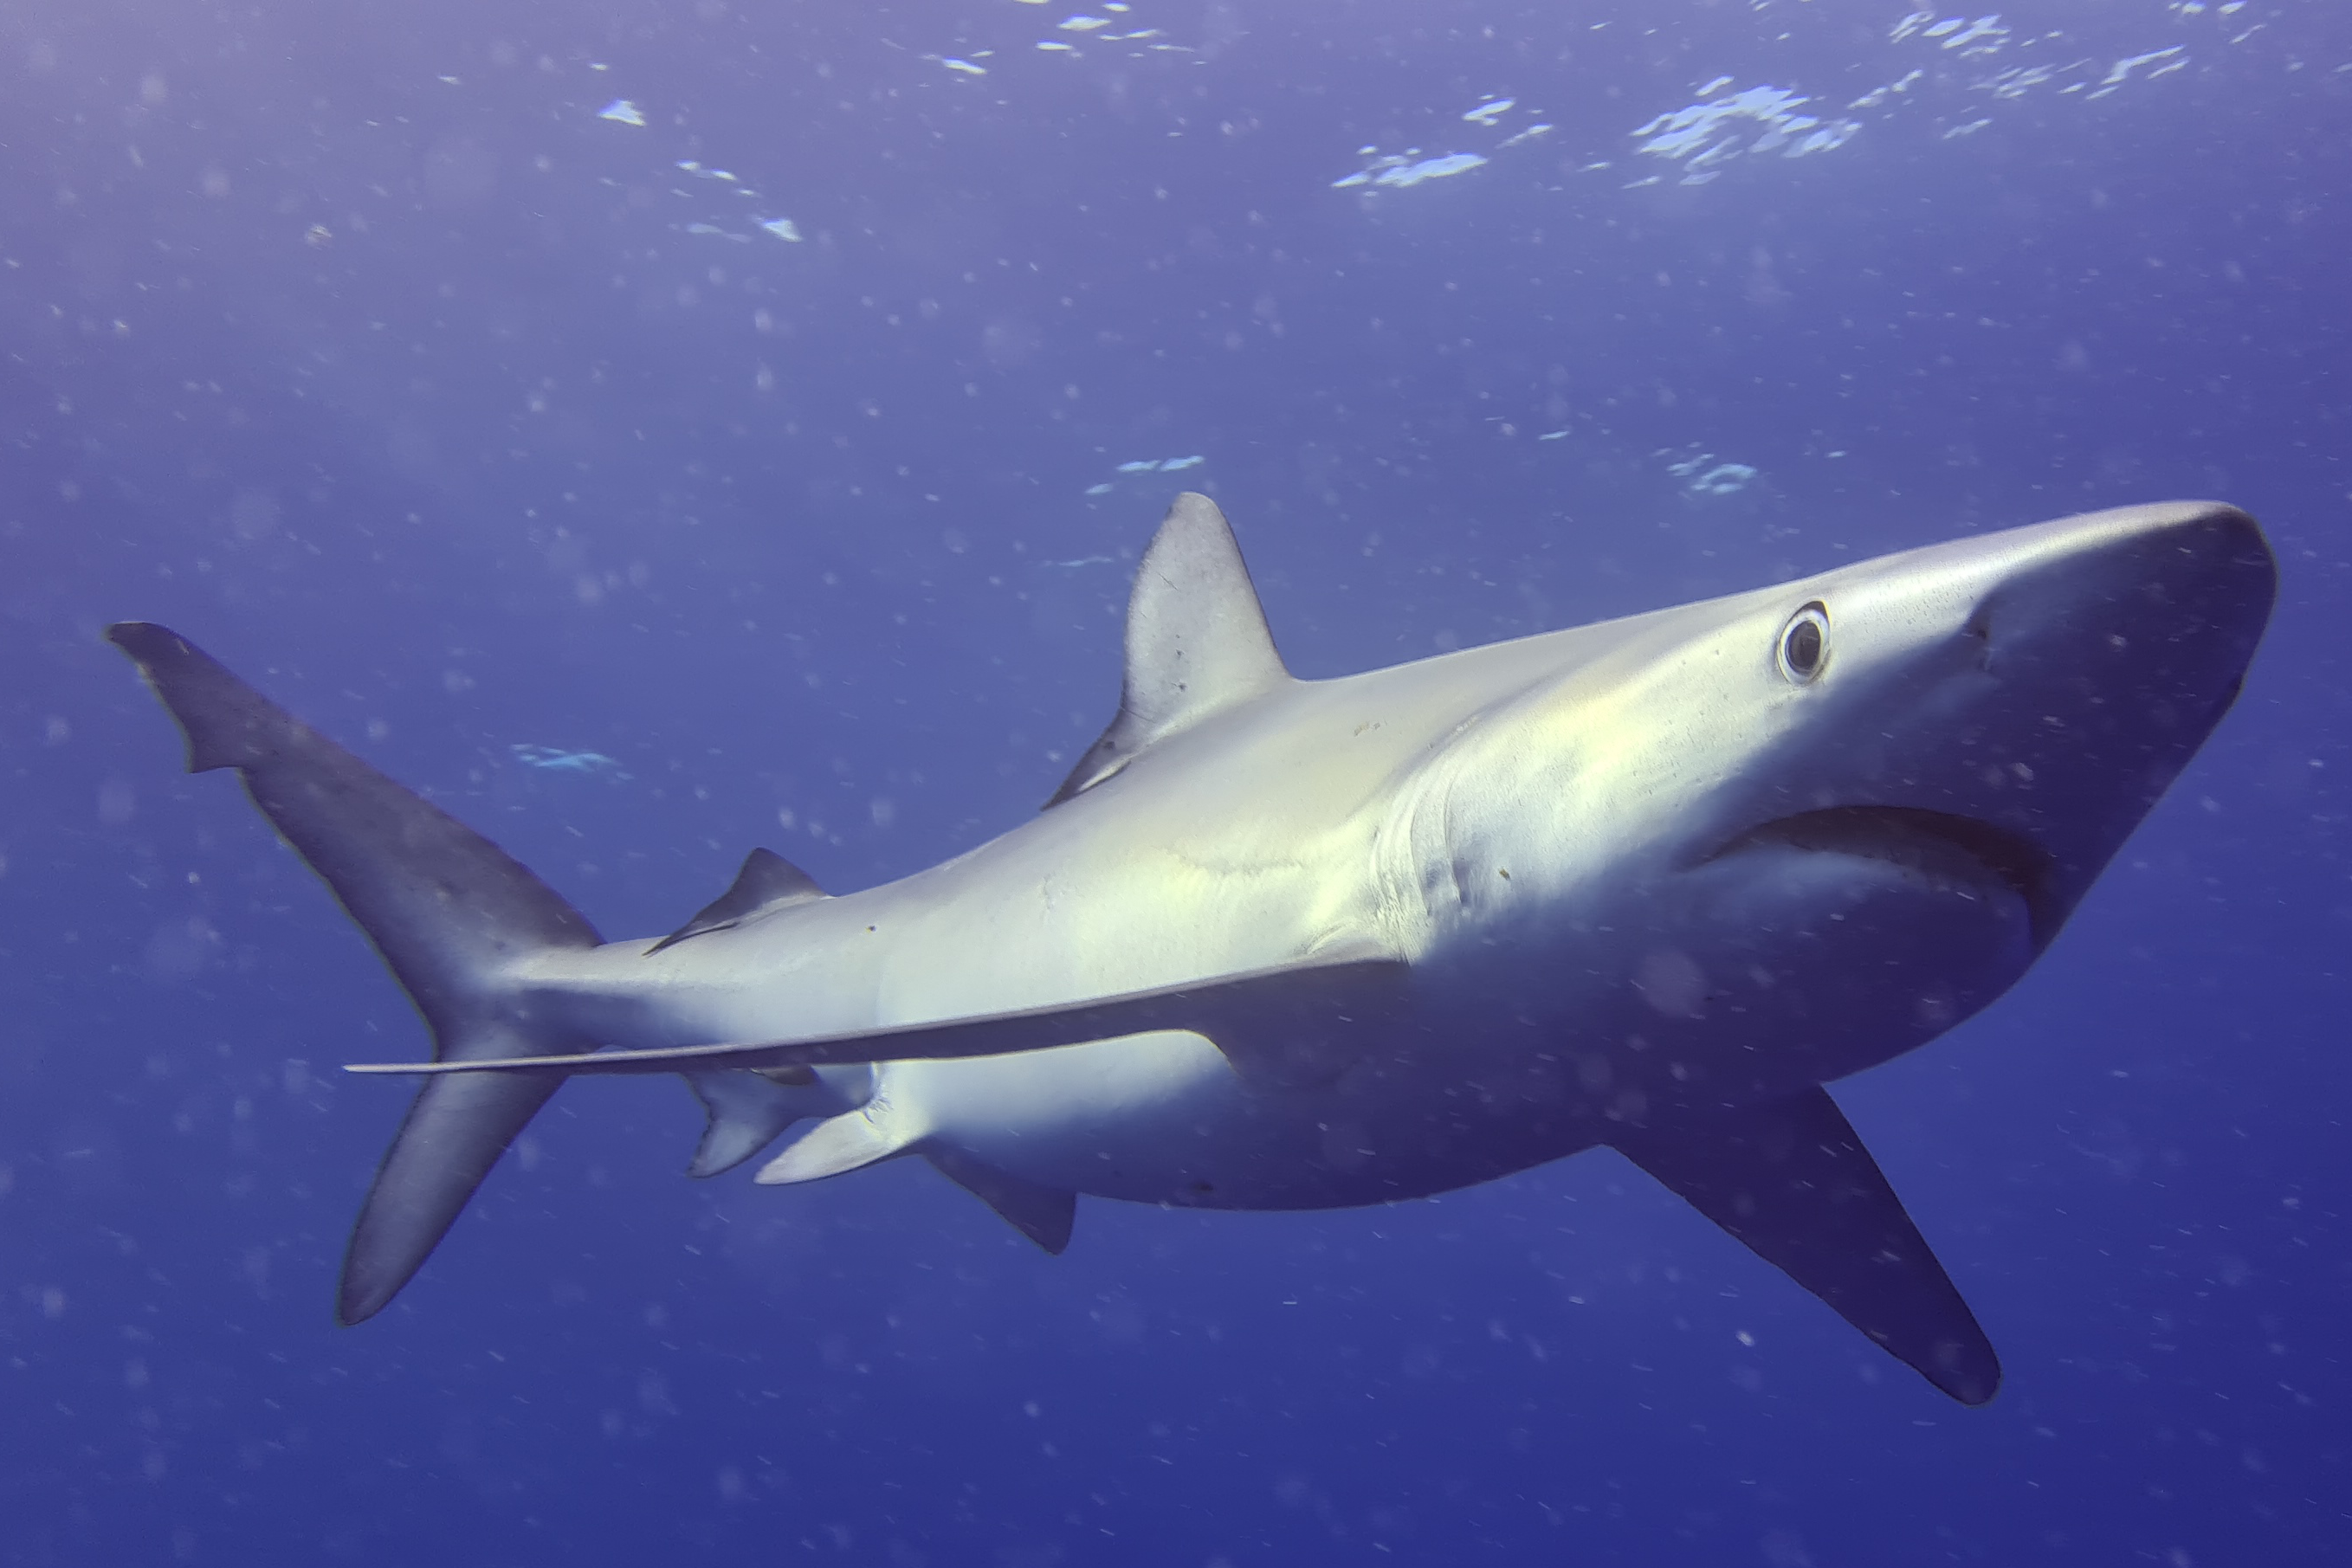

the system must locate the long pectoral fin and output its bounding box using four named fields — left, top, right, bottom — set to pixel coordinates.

left=1612, top=1087, right=2000, bottom=1406
left=343, top=946, right=1408, bottom=1081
